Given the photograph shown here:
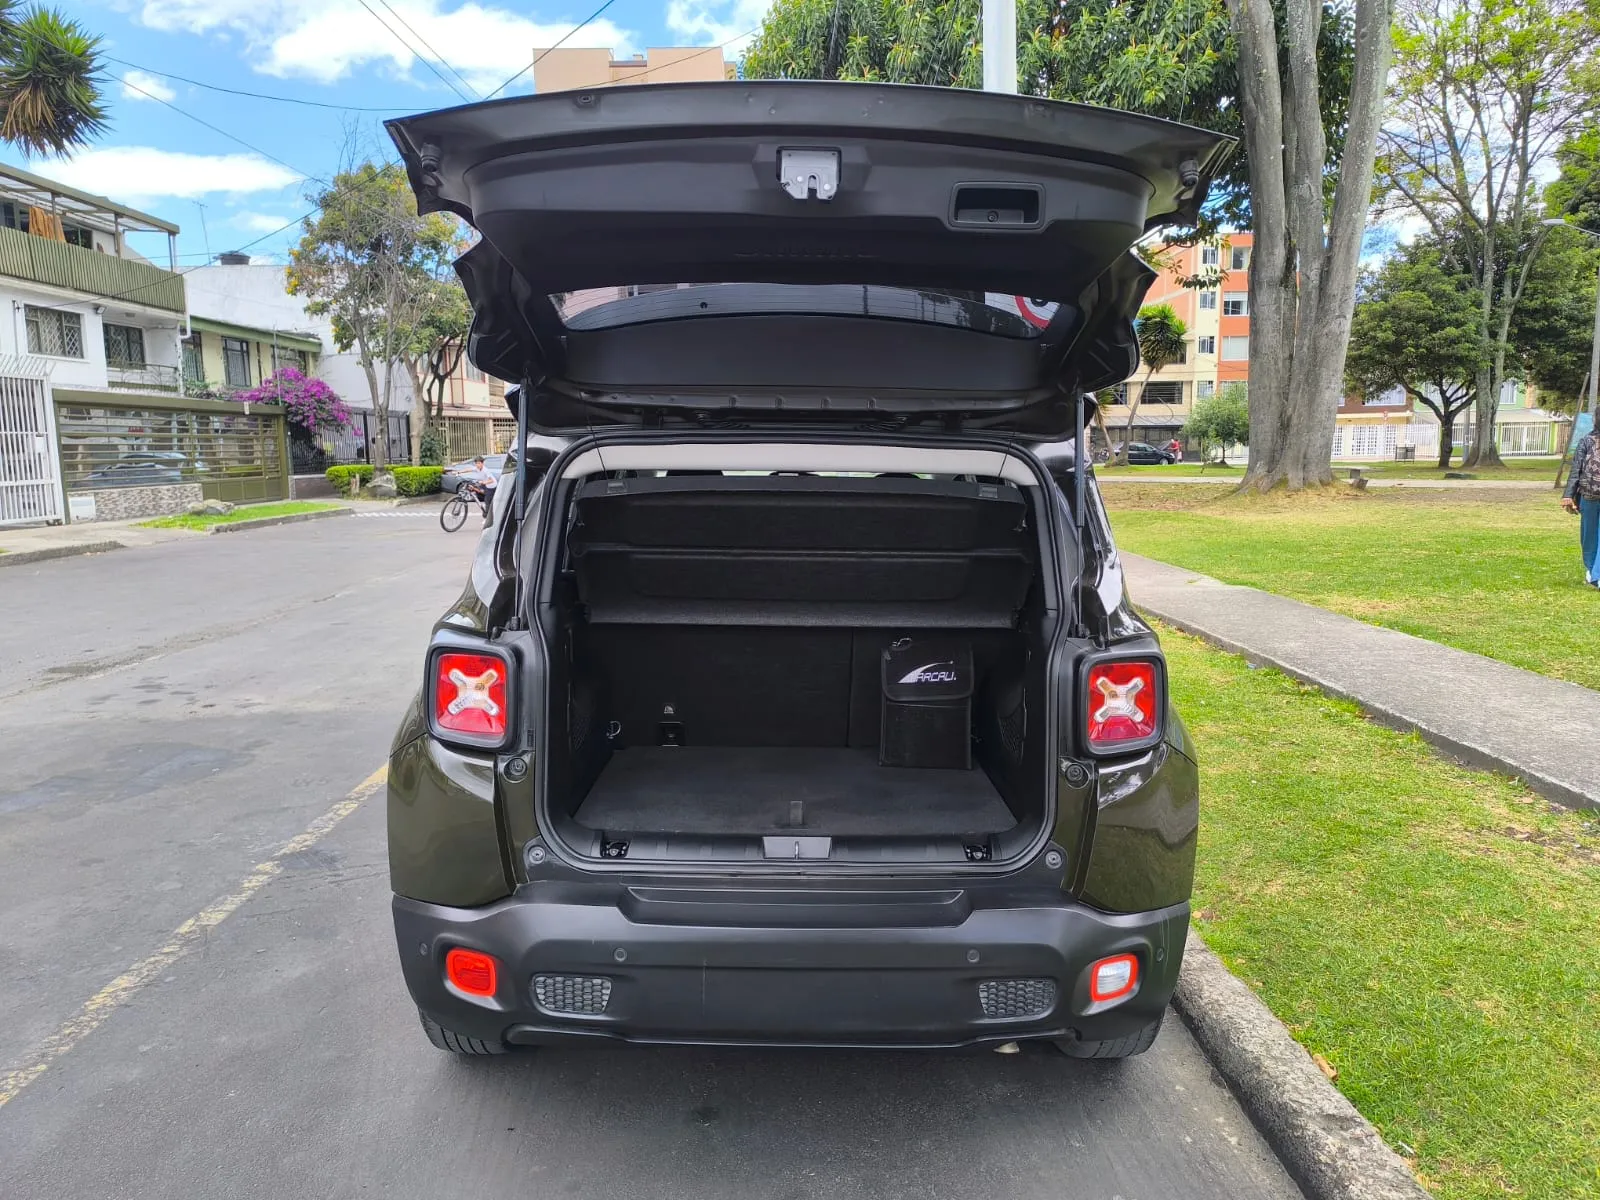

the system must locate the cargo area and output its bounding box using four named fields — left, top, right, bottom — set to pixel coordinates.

left=537, top=471, right=1059, bottom=862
